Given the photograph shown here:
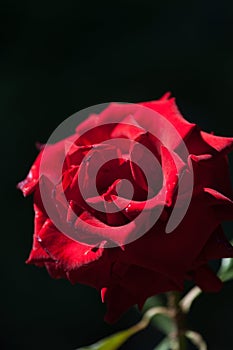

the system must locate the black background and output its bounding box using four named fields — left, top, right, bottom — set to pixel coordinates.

left=1, top=1, right=233, bottom=349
